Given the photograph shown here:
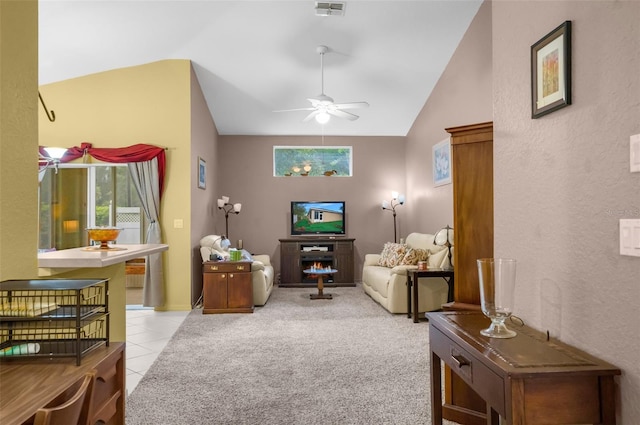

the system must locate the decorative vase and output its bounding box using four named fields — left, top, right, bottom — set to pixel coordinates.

left=477, top=258, right=517, bottom=338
